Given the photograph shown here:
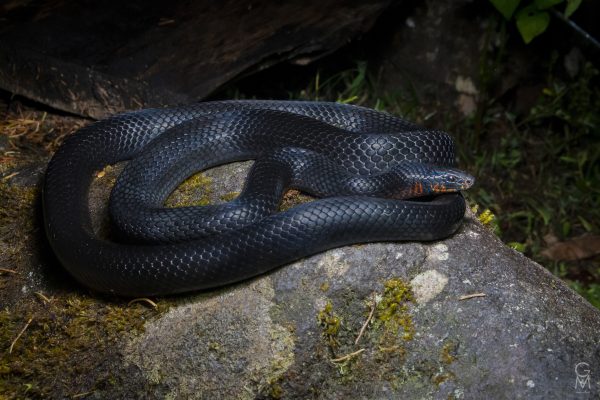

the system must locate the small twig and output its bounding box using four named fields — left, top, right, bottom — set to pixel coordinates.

left=551, top=9, right=600, bottom=51
left=0, top=268, right=18, bottom=274
left=158, top=18, right=176, bottom=26
left=458, top=293, right=486, bottom=301
left=35, top=291, right=52, bottom=304
left=72, top=390, right=96, bottom=399
left=355, top=294, right=376, bottom=345
left=128, top=298, right=158, bottom=309
left=330, top=348, right=365, bottom=363
left=1, top=172, right=19, bottom=181
left=378, top=345, right=401, bottom=352
left=9, top=317, right=33, bottom=354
